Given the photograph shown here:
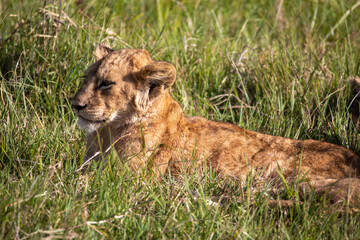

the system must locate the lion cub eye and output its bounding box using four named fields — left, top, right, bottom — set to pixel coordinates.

left=98, top=81, right=115, bottom=90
